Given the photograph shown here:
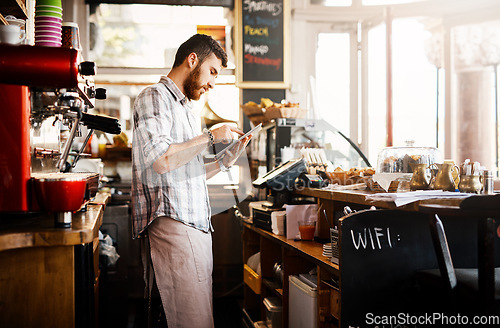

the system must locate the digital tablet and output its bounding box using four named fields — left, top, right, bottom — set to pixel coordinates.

left=214, top=123, right=262, bottom=160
